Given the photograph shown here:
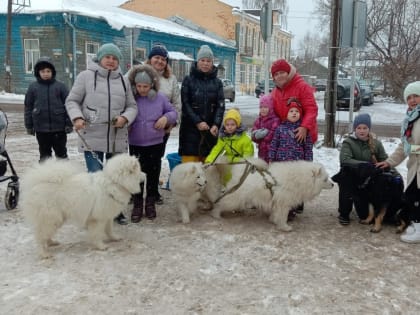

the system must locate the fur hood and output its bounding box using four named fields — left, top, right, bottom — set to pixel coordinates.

left=128, top=64, right=160, bottom=96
